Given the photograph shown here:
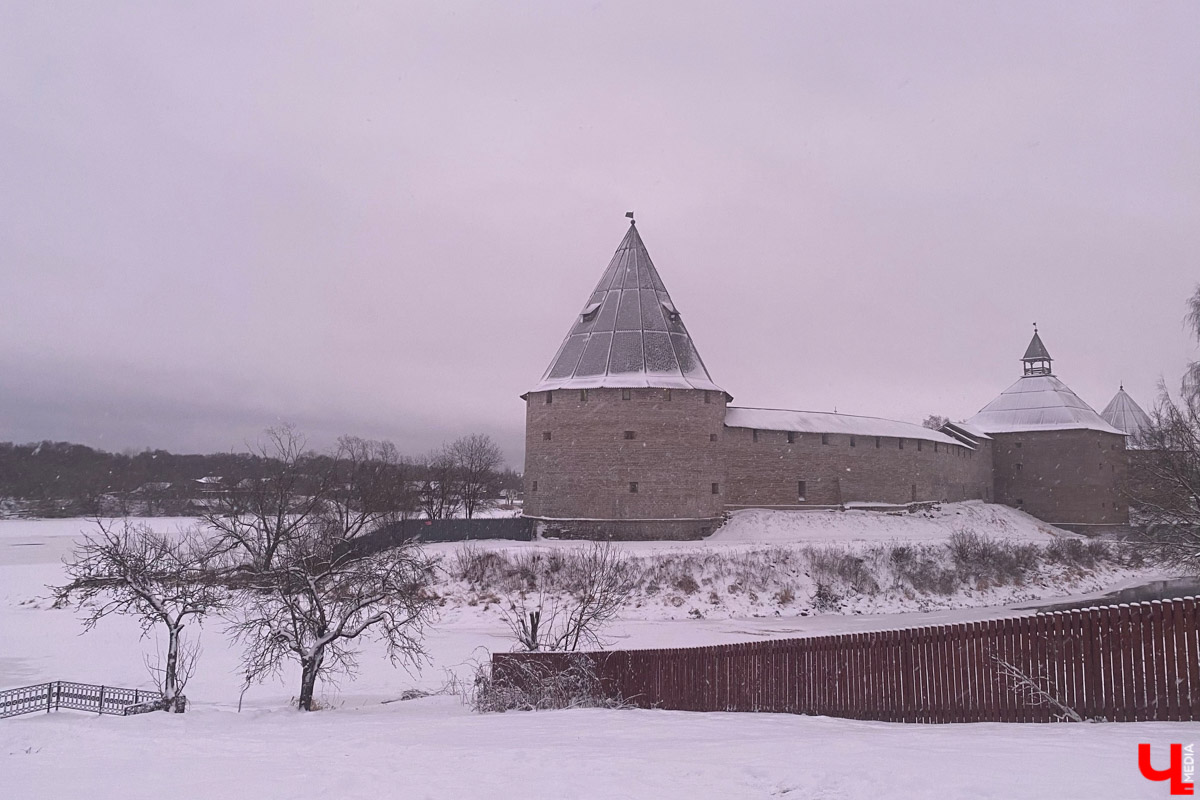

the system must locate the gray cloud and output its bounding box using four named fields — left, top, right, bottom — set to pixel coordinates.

left=2, top=2, right=1197, bottom=465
